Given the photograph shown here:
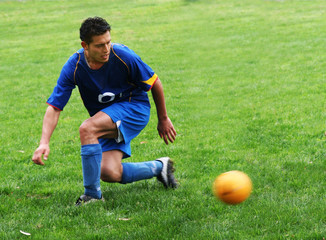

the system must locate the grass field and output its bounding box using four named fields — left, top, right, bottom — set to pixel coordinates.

left=1, top=0, right=326, bottom=239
